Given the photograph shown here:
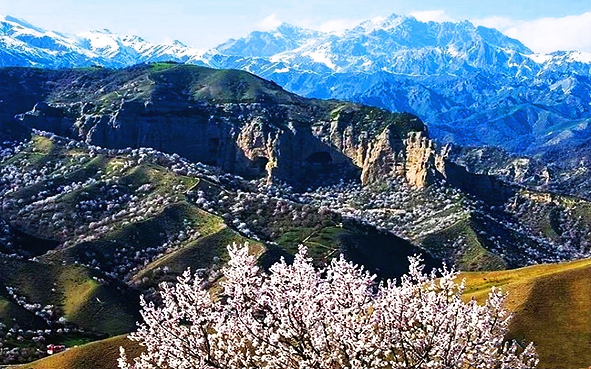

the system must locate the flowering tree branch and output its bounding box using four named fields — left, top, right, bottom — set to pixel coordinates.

left=120, top=243, right=538, bottom=369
